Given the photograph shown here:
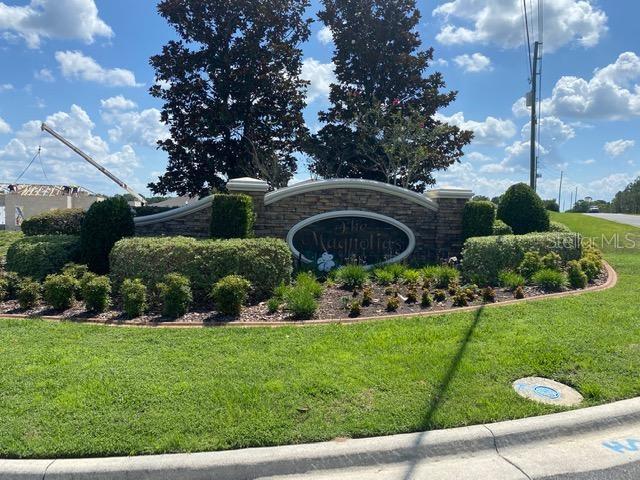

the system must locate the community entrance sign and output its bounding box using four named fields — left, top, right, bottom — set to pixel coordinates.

left=286, top=211, right=415, bottom=270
